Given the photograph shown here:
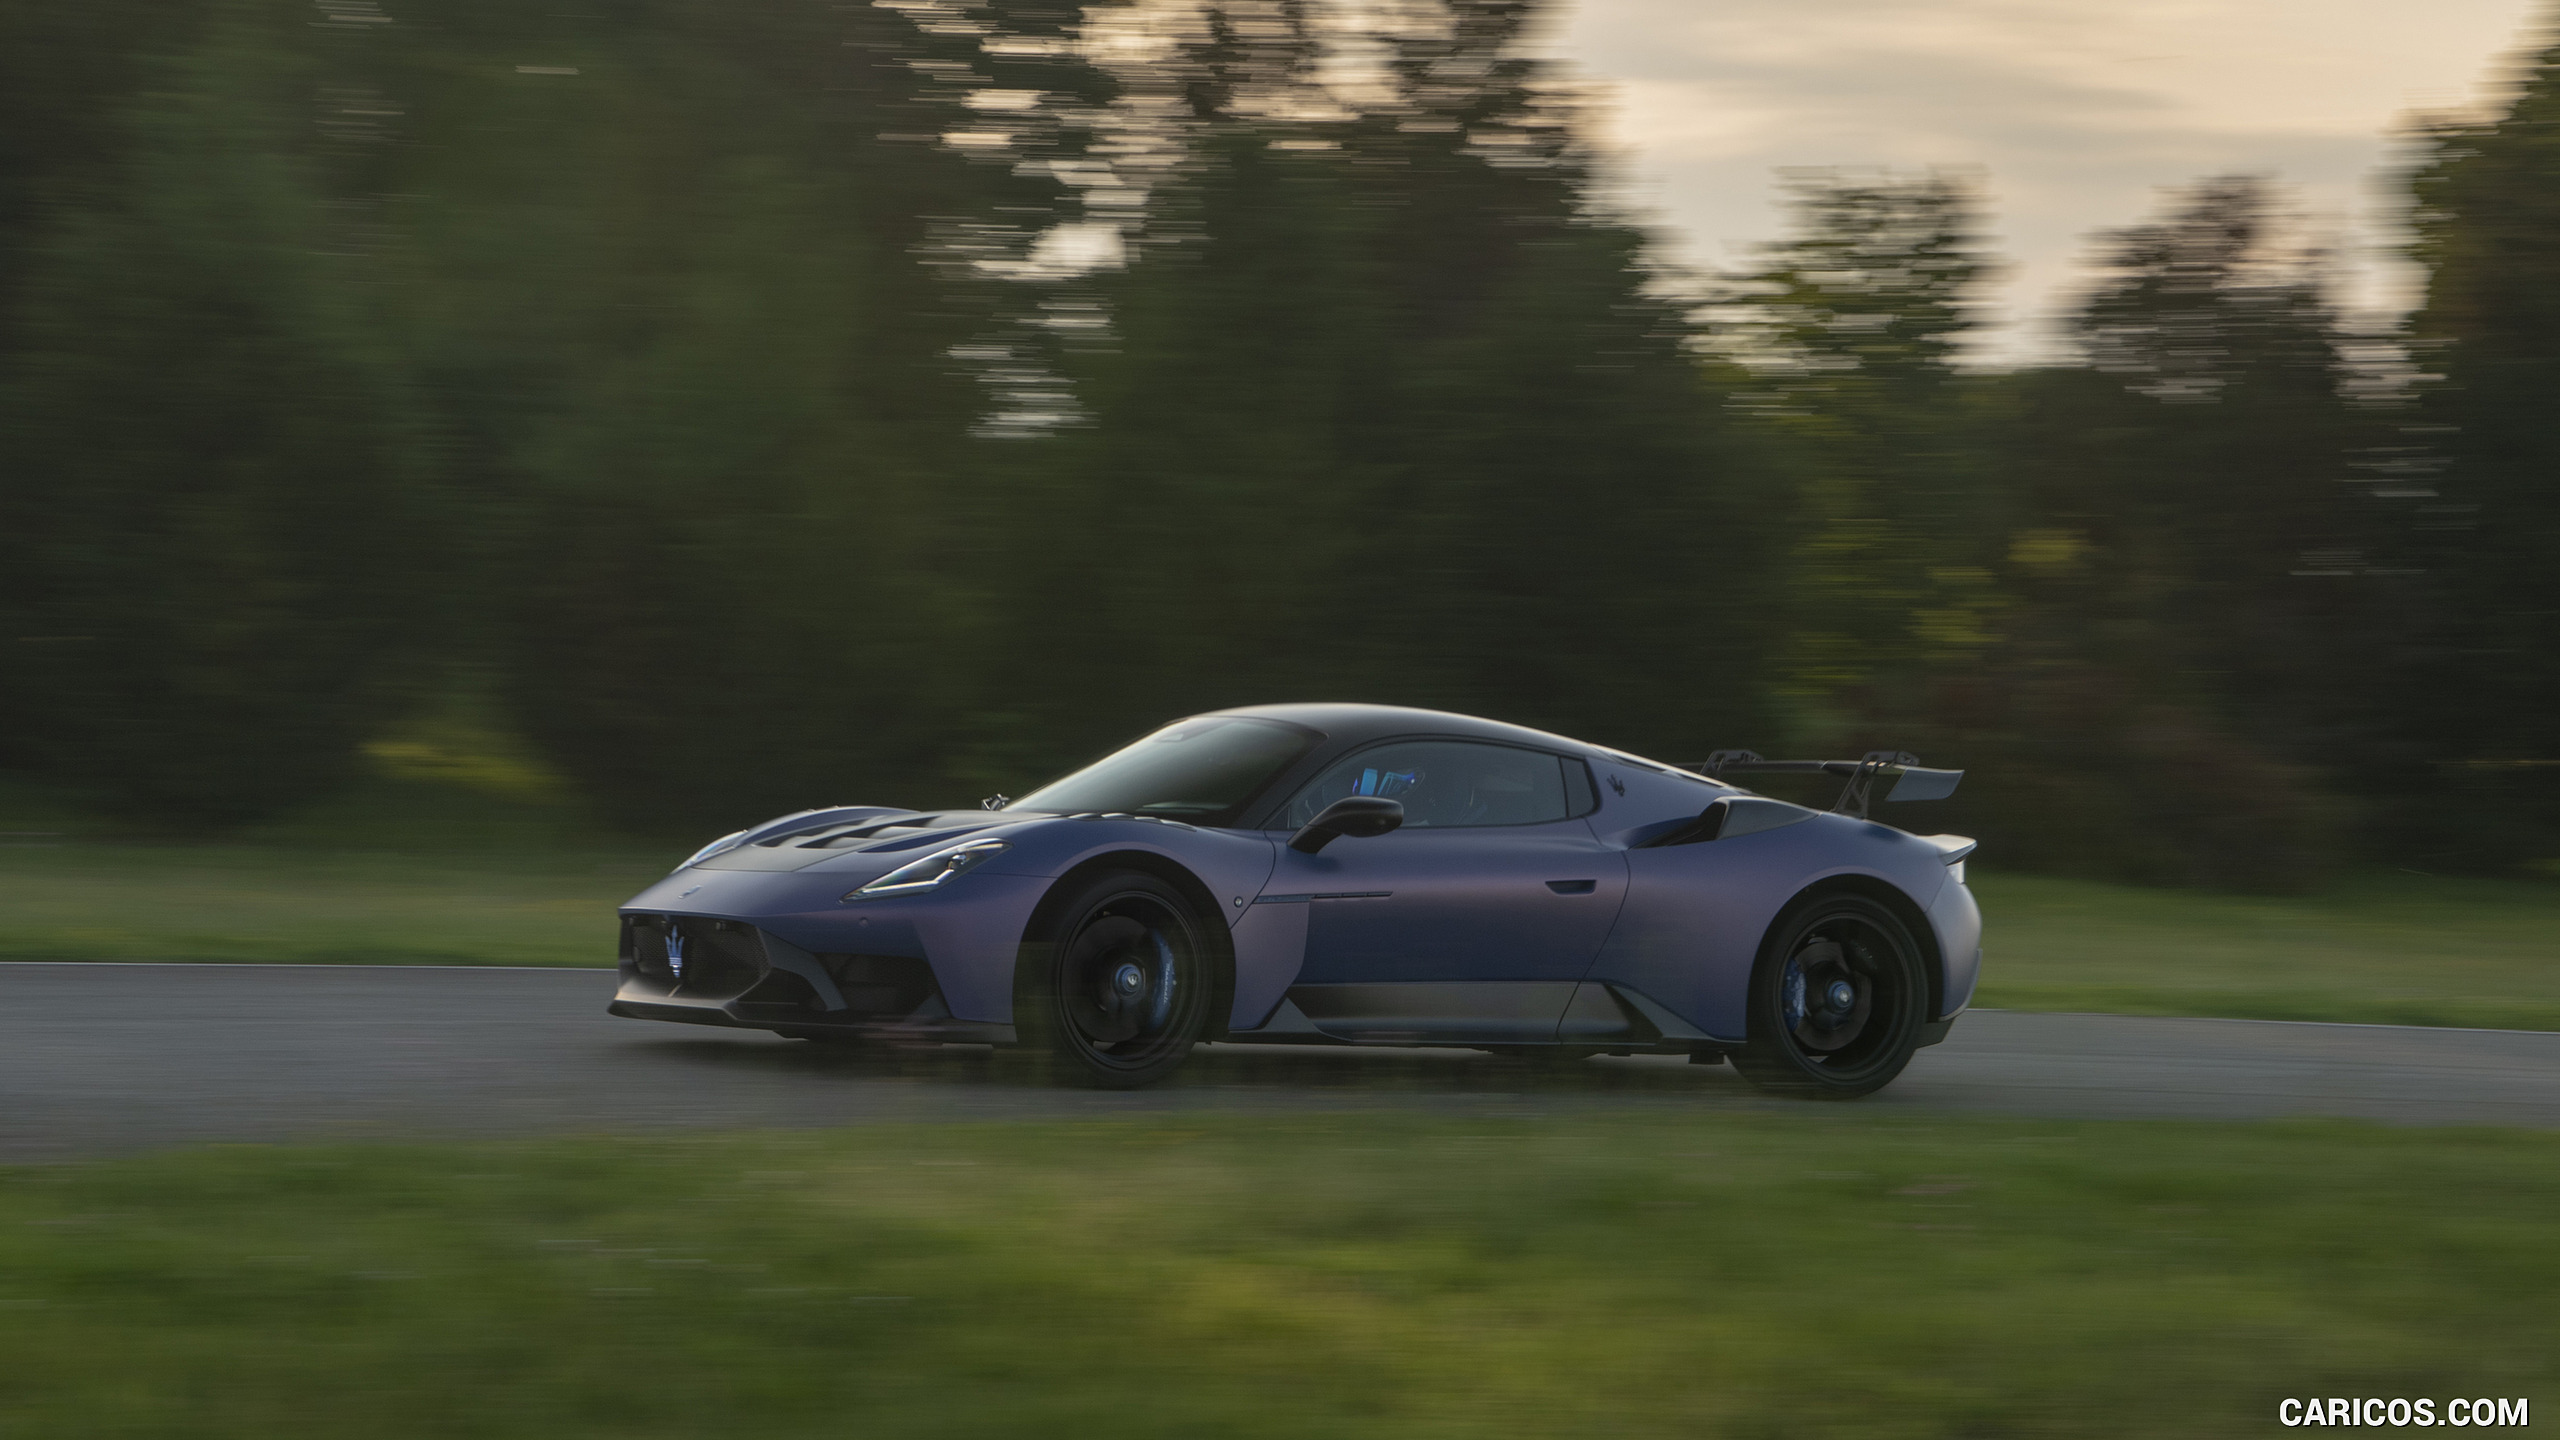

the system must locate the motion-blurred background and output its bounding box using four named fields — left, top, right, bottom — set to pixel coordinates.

left=4, top=0, right=2557, bottom=891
